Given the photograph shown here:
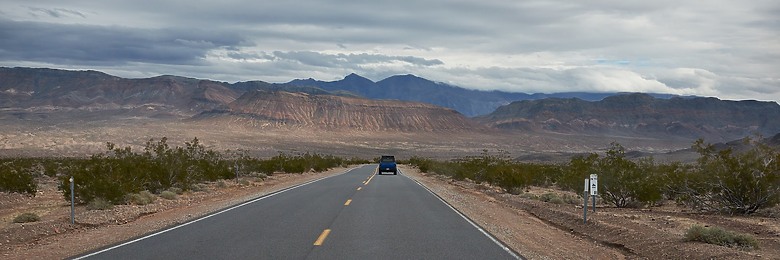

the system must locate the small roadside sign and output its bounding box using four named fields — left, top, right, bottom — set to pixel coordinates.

left=589, top=174, right=598, bottom=196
